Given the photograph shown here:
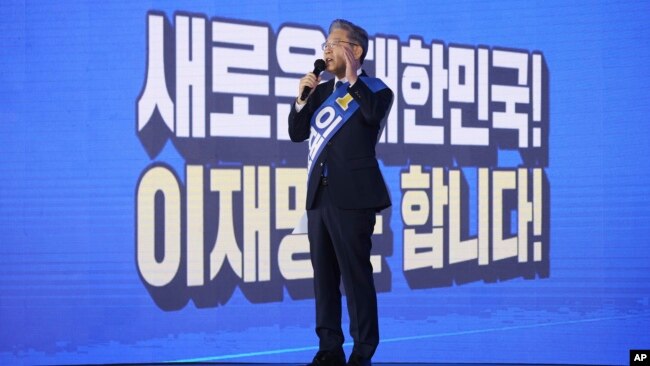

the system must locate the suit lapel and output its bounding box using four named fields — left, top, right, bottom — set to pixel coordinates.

left=320, top=79, right=335, bottom=101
